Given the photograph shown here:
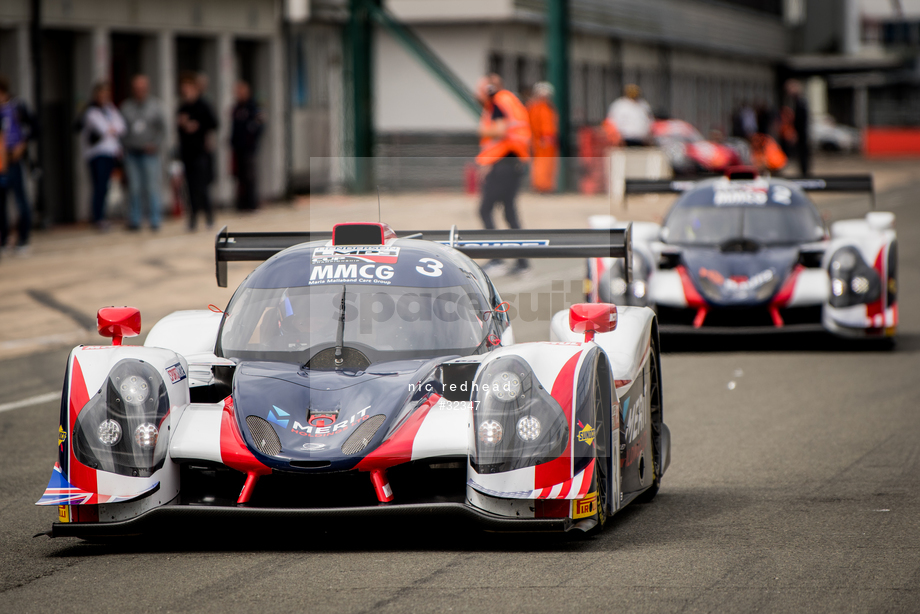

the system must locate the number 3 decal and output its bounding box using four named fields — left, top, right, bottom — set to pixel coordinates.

left=416, top=258, right=444, bottom=277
